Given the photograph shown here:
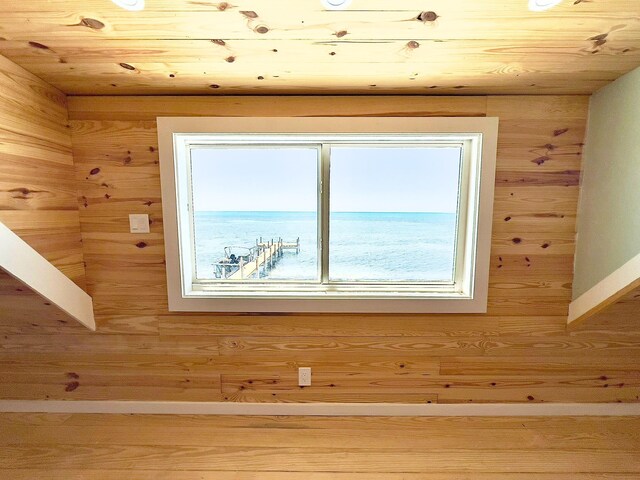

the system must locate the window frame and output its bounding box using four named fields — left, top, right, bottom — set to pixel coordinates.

left=158, top=117, right=498, bottom=313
